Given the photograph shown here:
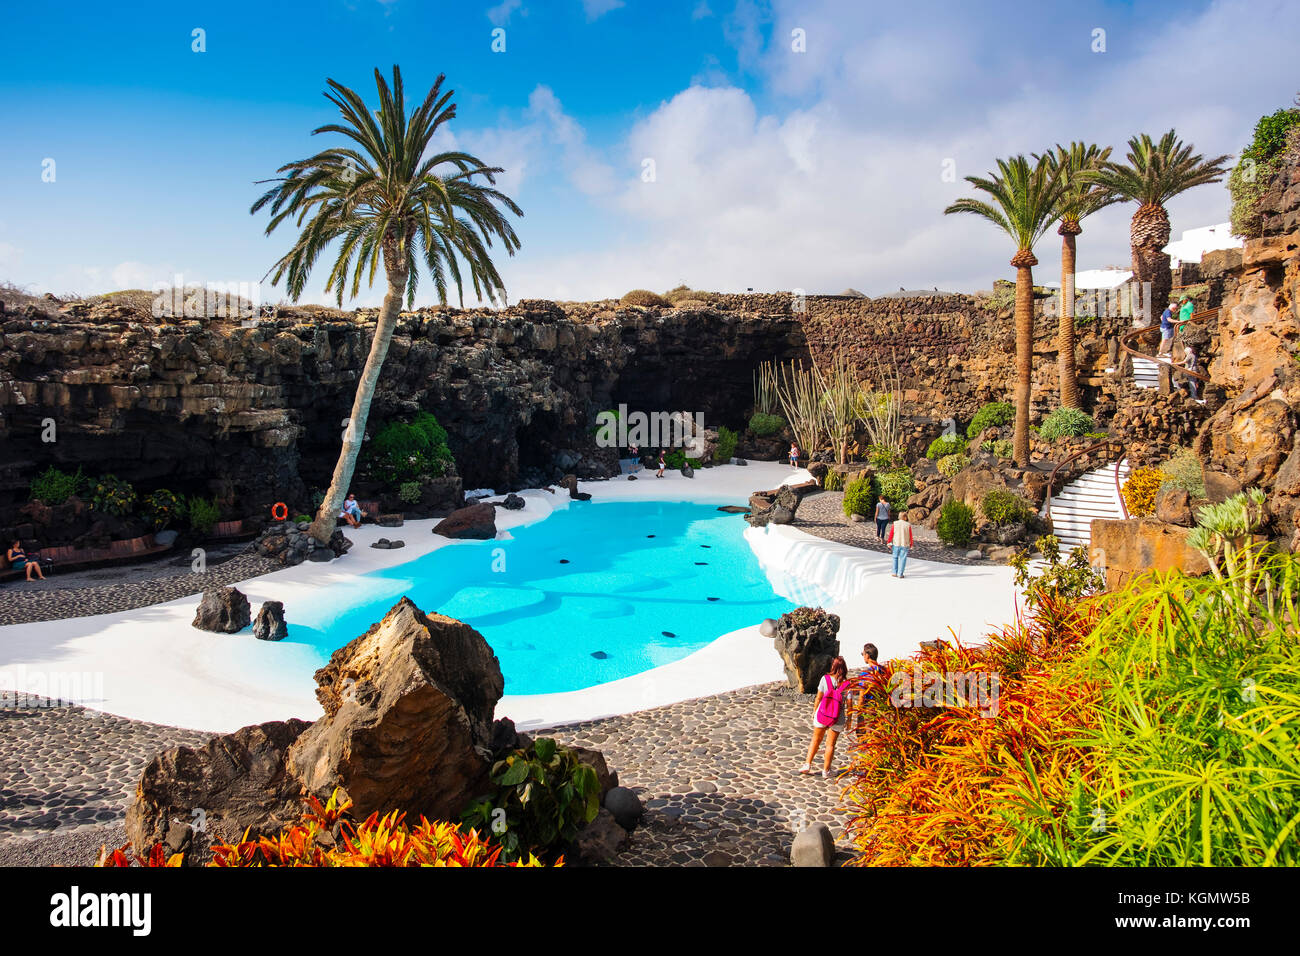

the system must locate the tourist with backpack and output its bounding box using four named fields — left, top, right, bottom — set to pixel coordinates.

left=874, top=495, right=891, bottom=541
left=800, top=656, right=850, bottom=777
